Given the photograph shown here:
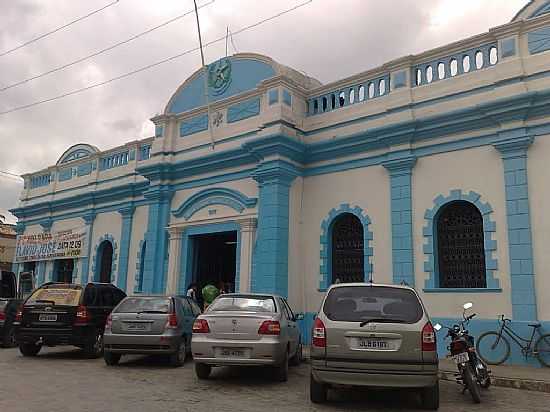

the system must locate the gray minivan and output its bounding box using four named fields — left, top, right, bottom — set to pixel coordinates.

left=310, top=283, right=439, bottom=409
left=103, top=295, right=201, bottom=367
